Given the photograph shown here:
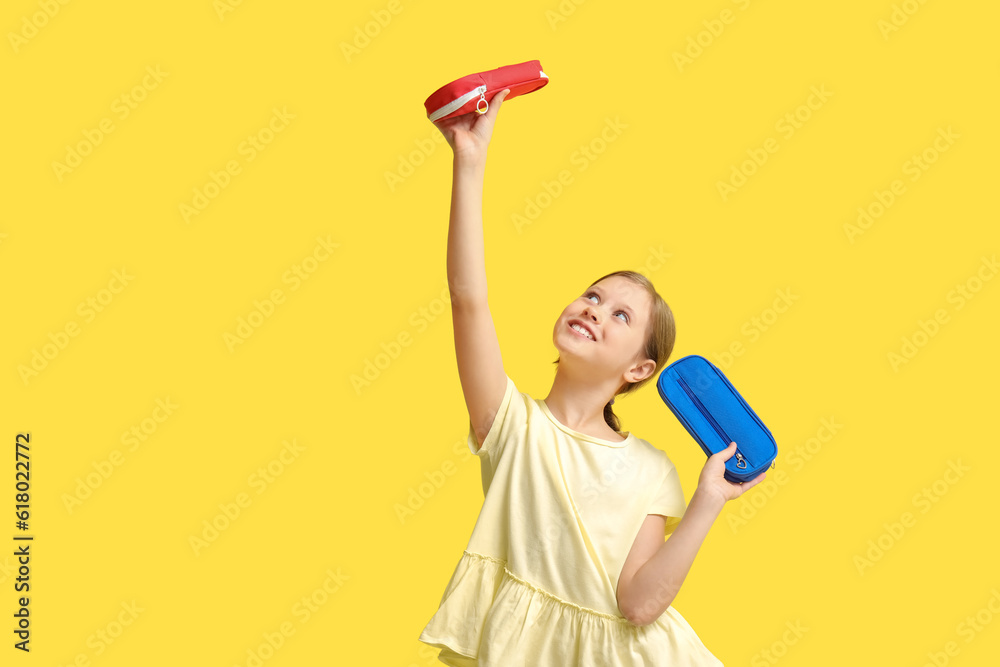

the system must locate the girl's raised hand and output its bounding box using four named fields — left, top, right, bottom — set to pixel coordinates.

left=431, top=88, right=511, bottom=161
left=696, top=442, right=766, bottom=504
